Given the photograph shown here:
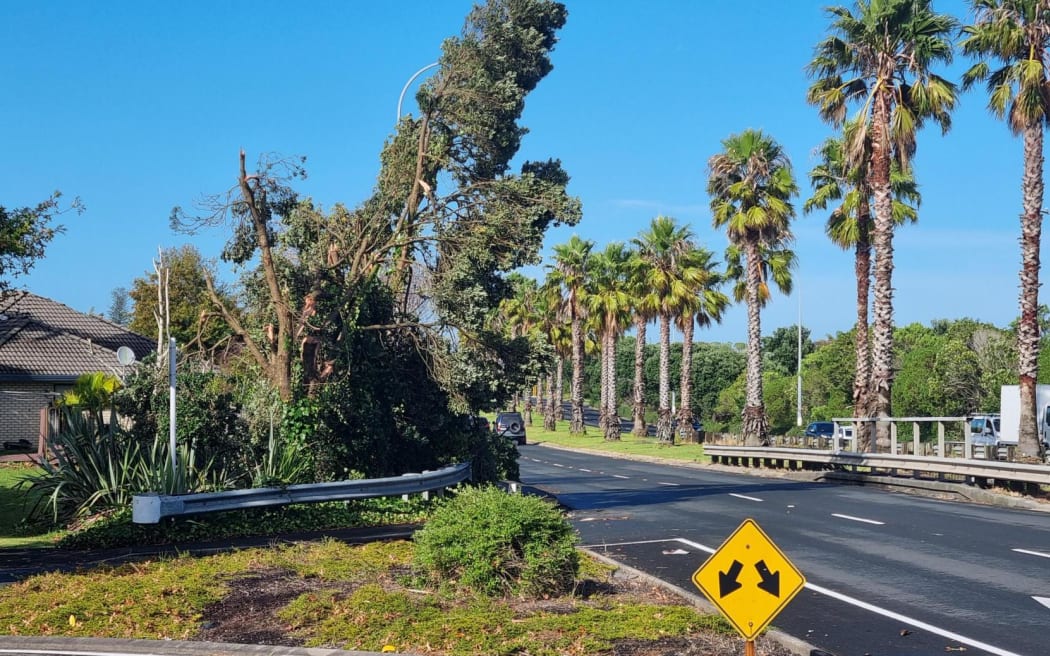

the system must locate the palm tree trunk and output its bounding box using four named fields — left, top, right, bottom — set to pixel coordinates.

left=599, top=328, right=609, bottom=433
left=632, top=317, right=648, bottom=436
left=544, top=373, right=557, bottom=431
left=605, top=330, right=621, bottom=441
left=570, top=301, right=585, bottom=435
left=678, top=316, right=696, bottom=443
left=742, top=239, right=768, bottom=446
left=854, top=205, right=873, bottom=452
left=556, top=357, right=564, bottom=422
left=870, top=92, right=895, bottom=448
left=657, top=313, right=673, bottom=444
left=1018, top=124, right=1044, bottom=459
